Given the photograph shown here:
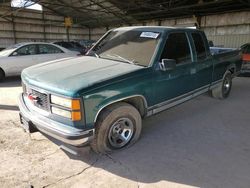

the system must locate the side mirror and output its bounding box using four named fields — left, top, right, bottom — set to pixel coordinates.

left=159, top=59, right=176, bottom=71
left=12, top=52, right=18, bottom=56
